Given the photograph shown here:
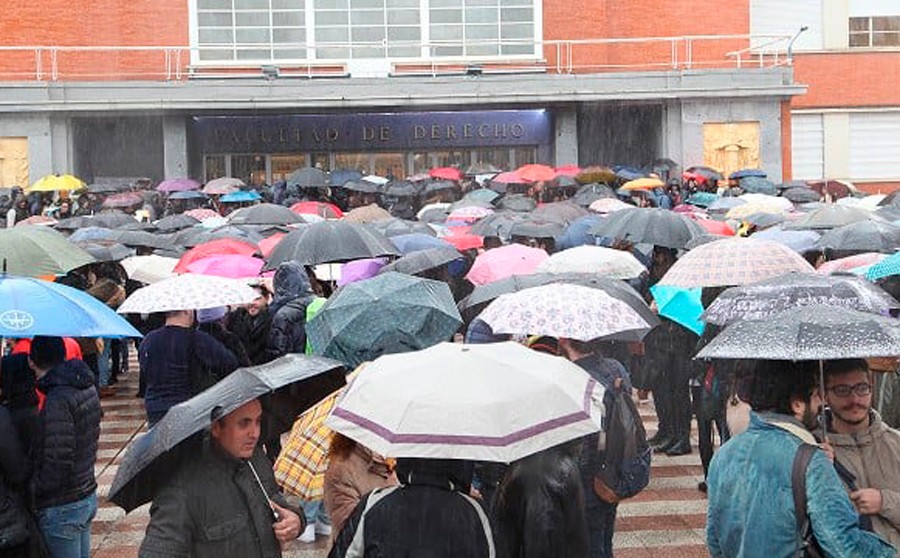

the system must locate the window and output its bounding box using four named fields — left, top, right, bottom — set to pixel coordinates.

left=791, top=114, right=823, bottom=180
left=849, top=112, right=900, bottom=180
left=193, top=0, right=537, bottom=62
left=849, top=16, right=900, bottom=48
